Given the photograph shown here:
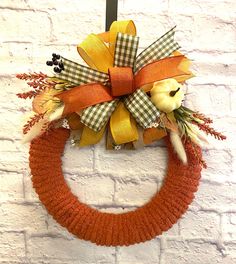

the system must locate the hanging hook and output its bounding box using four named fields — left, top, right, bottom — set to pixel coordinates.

left=105, top=0, right=118, bottom=31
